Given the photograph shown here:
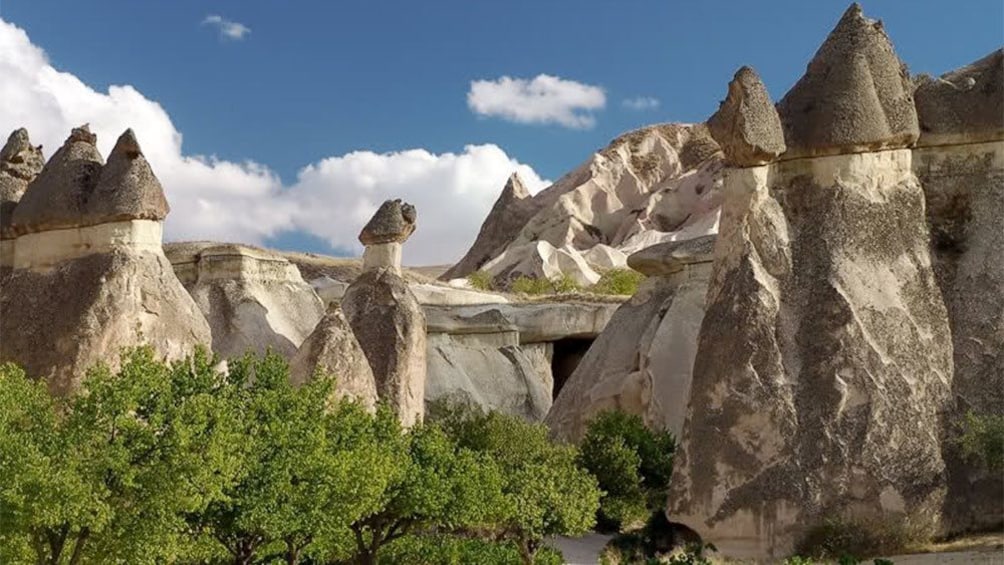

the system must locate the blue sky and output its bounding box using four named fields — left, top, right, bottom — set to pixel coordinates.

left=0, top=1, right=1001, bottom=262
